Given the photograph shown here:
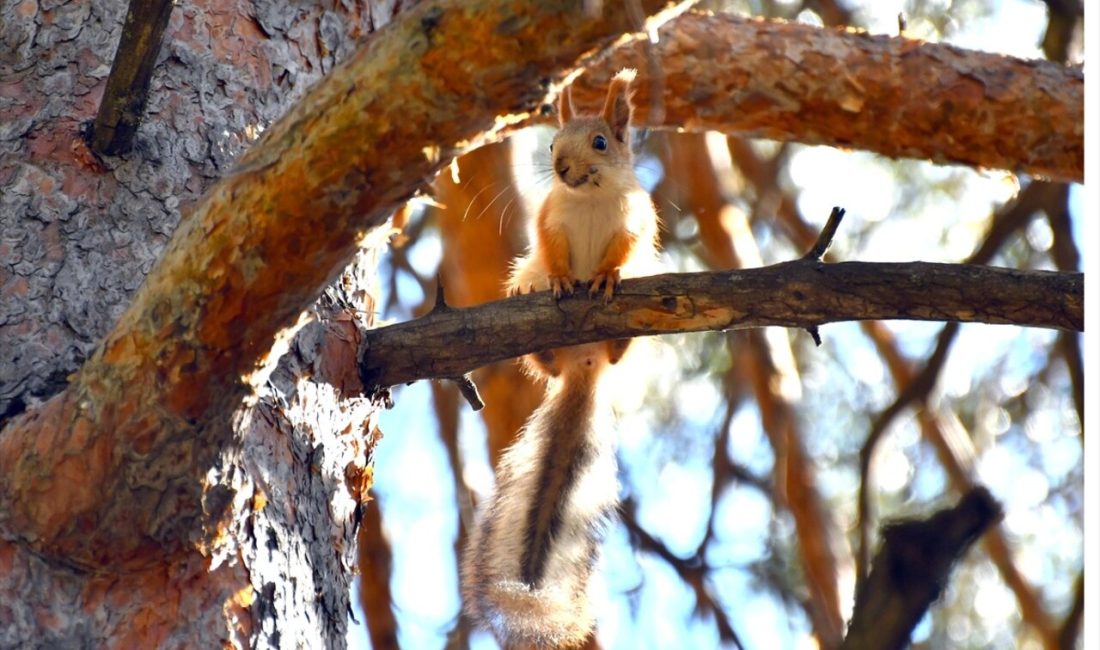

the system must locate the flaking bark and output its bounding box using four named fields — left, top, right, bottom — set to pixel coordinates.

left=0, top=0, right=695, bottom=571
left=572, top=13, right=1083, bottom=182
